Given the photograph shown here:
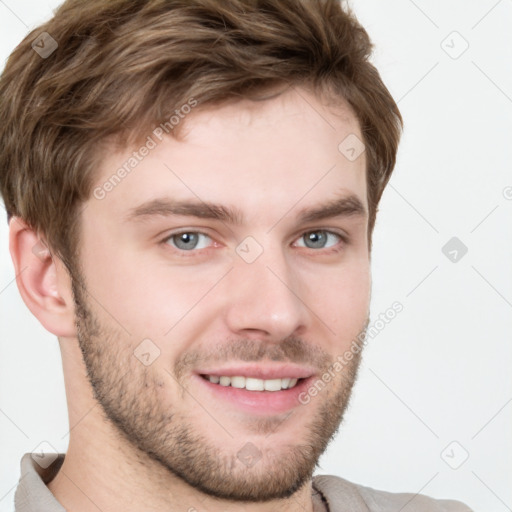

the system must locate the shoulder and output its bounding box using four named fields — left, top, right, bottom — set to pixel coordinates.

left=312, top=474, right=474, bottom=512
